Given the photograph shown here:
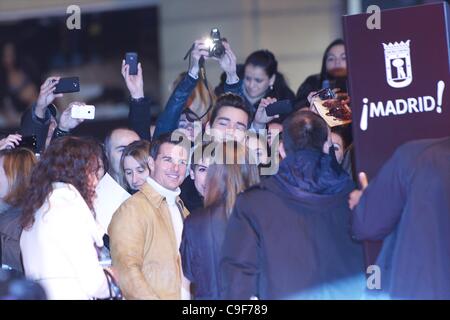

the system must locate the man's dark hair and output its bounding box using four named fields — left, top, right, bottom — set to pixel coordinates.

left=149, top=131, right=191, bottom=160
left=209, top=93, right=251, bottom=128
left=282, top=110, right=328, bottom=155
